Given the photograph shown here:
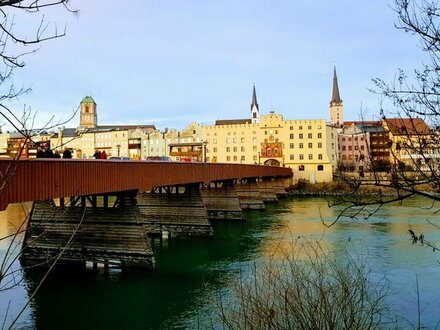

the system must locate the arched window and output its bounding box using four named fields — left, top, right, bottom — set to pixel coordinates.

left=298, top=165, right=305, bottom=171
left=317, top=165, right=324, bottom=171
left=267, top=148, right=272, bottom=156
left=274, top=148, right=279, bottom=156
